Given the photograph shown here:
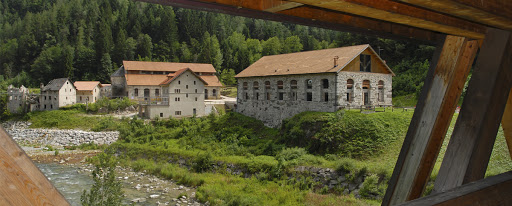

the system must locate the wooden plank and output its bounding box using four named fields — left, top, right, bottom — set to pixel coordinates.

left=263, top=1, right=303, bottom=12
left=134, top=0, right=443, bottom=44
left=434, top=28, right=512, bottom=193
left=0, top=126, right=69, bottom=206
left=397, top=0, right=512, bottom=31
left=502, top=89, right=512, bottom=160
left=400, top=171, right=512, bottom=206
left=289, top=0, right=485, bottom=39
left=382, top=35, right=479, bottom=205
